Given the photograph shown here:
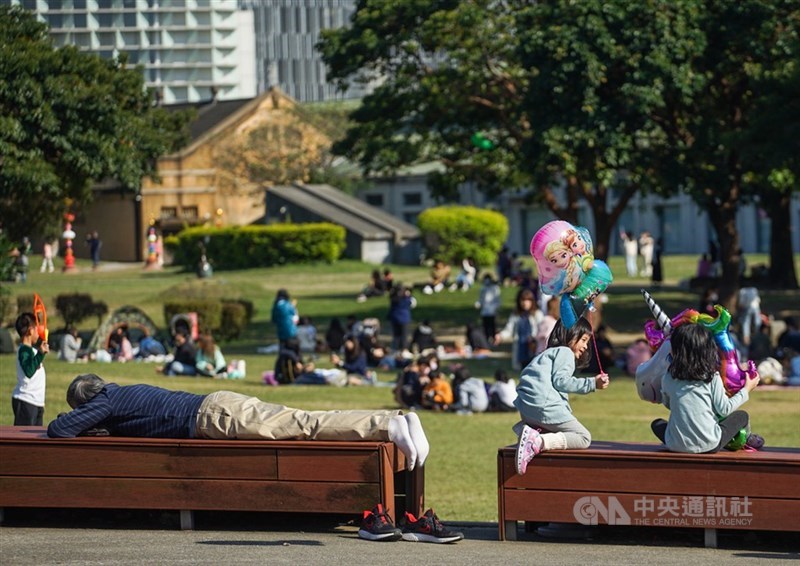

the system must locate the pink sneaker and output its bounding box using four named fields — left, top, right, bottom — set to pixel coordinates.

left=515, top=425, right=543, bottom=475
